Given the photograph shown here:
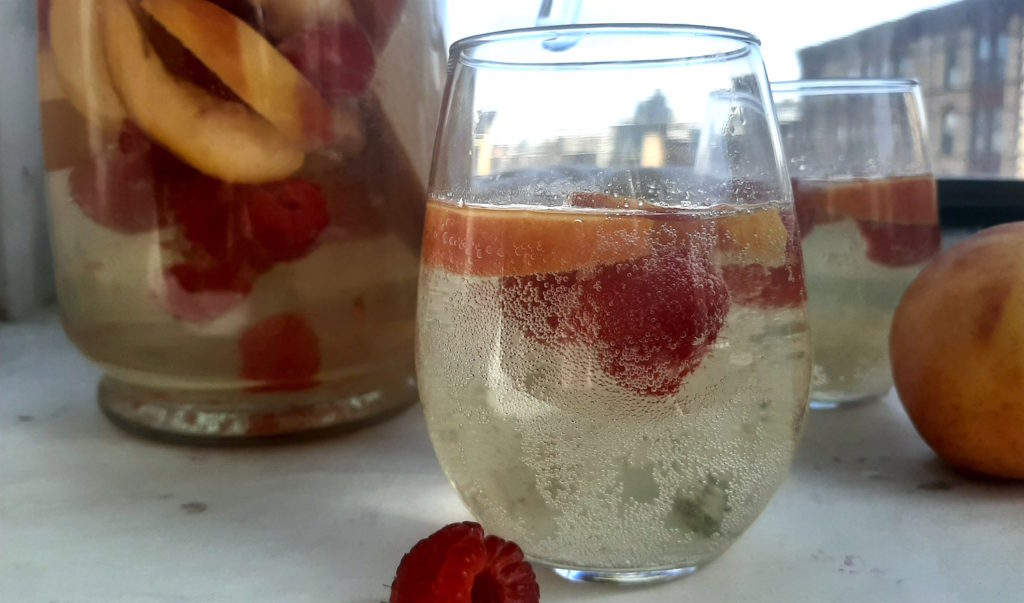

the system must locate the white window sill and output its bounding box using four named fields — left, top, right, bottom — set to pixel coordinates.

left=1, top=310, right=1020, bottom=602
